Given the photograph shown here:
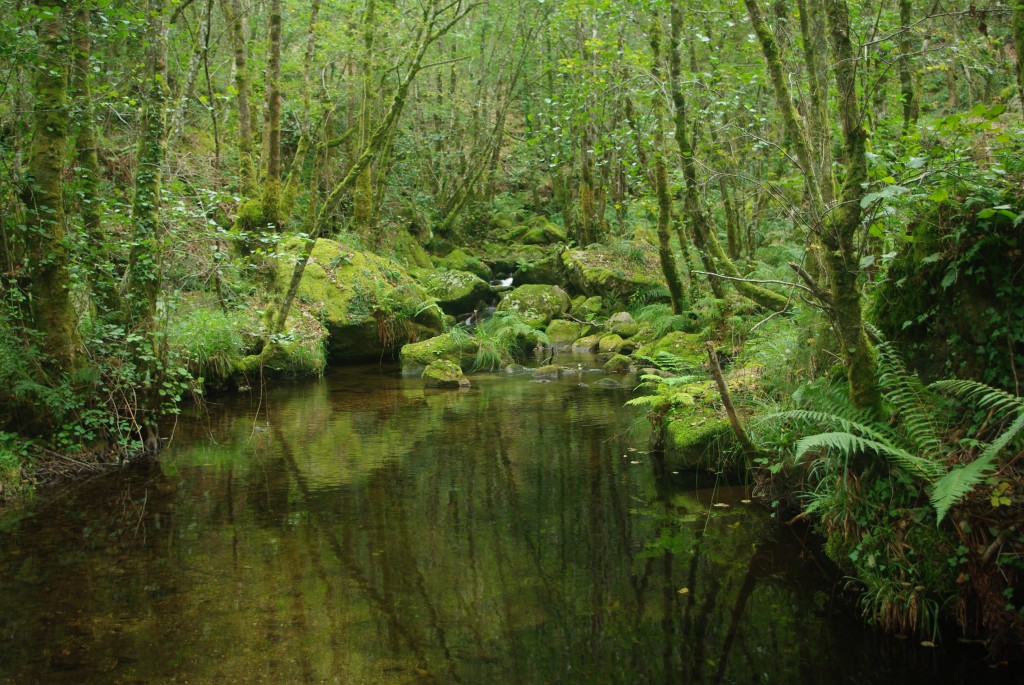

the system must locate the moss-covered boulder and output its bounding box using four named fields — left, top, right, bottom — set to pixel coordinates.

left=572, top=295, right=604, bottom=321
left=497, top=284, right=571, bottom=329
left=437, top=248, right=492, bottom=281
left=399, top=332, right=479, bottom=374
left=545, top=319, right=585, bottom=349
left=661, top=382, right=732, bottom=467
left=412, top=268, right=492, bottom=315
left=603, top=354, right=632, bottom=374
left=479, top=242, right=565, bottom=286
left=572, top=334, right=602, bottom=352
left=559, top=244, right=666, bottom=305
left=635, top=331, right=706, bottom=368
left=598, top=334, right=625, bottom=354
left=234, top=316, right=327, bottom=381
left=393, top=229, right=433, bottom=270
left=508, top=217, right=568, bottom=246
left=422, top=360, right=470, bottom=389
left=272, top=238, right=443, bottom=362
